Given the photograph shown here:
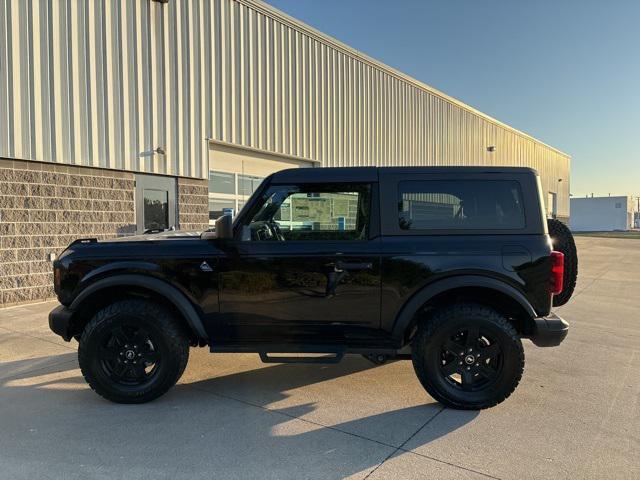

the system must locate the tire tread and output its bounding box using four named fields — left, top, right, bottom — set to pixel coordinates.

left=548, top=218, right=578, bottom=307
left=78, top=299, right=189, bottom=404
left=411, top=303, right=524, bottom=410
